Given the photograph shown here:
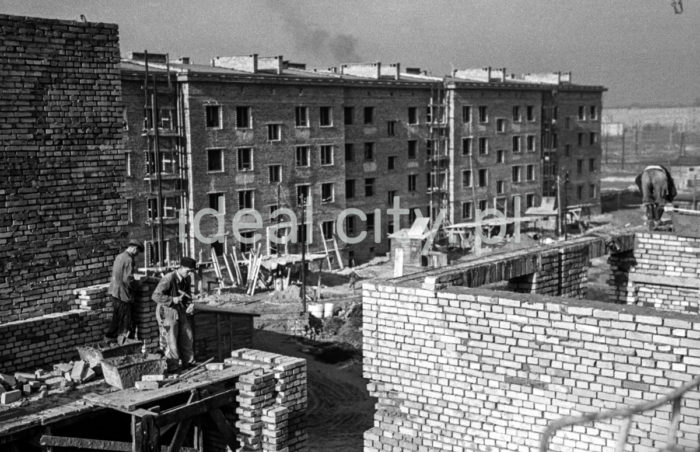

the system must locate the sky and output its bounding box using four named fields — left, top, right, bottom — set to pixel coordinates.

left=1, top=0, right=698, bottom=107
